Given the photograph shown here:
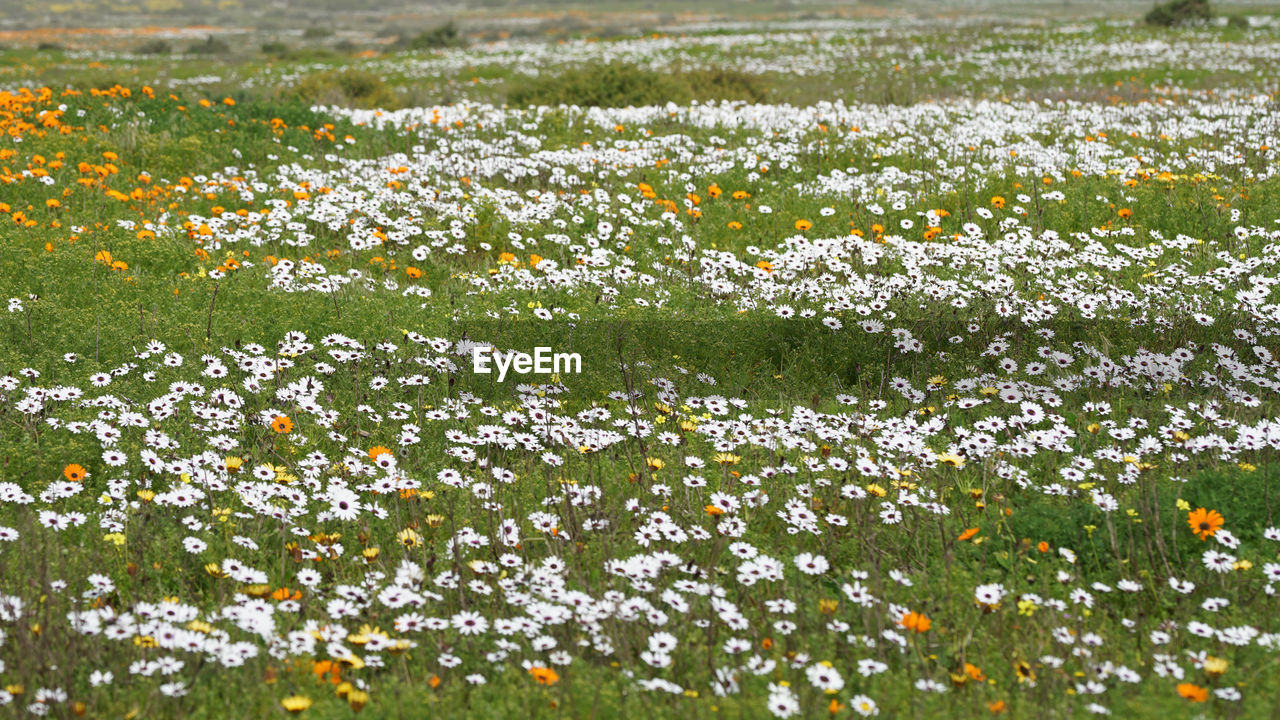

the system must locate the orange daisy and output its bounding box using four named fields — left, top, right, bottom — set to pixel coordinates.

left=529, top=667, right=560, bottom=686
left=1187, top=507, right=1224, bottom=540
left=900, top=611, right=931, bottom=633
left=1176, top=683, right=1208, bottom=703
